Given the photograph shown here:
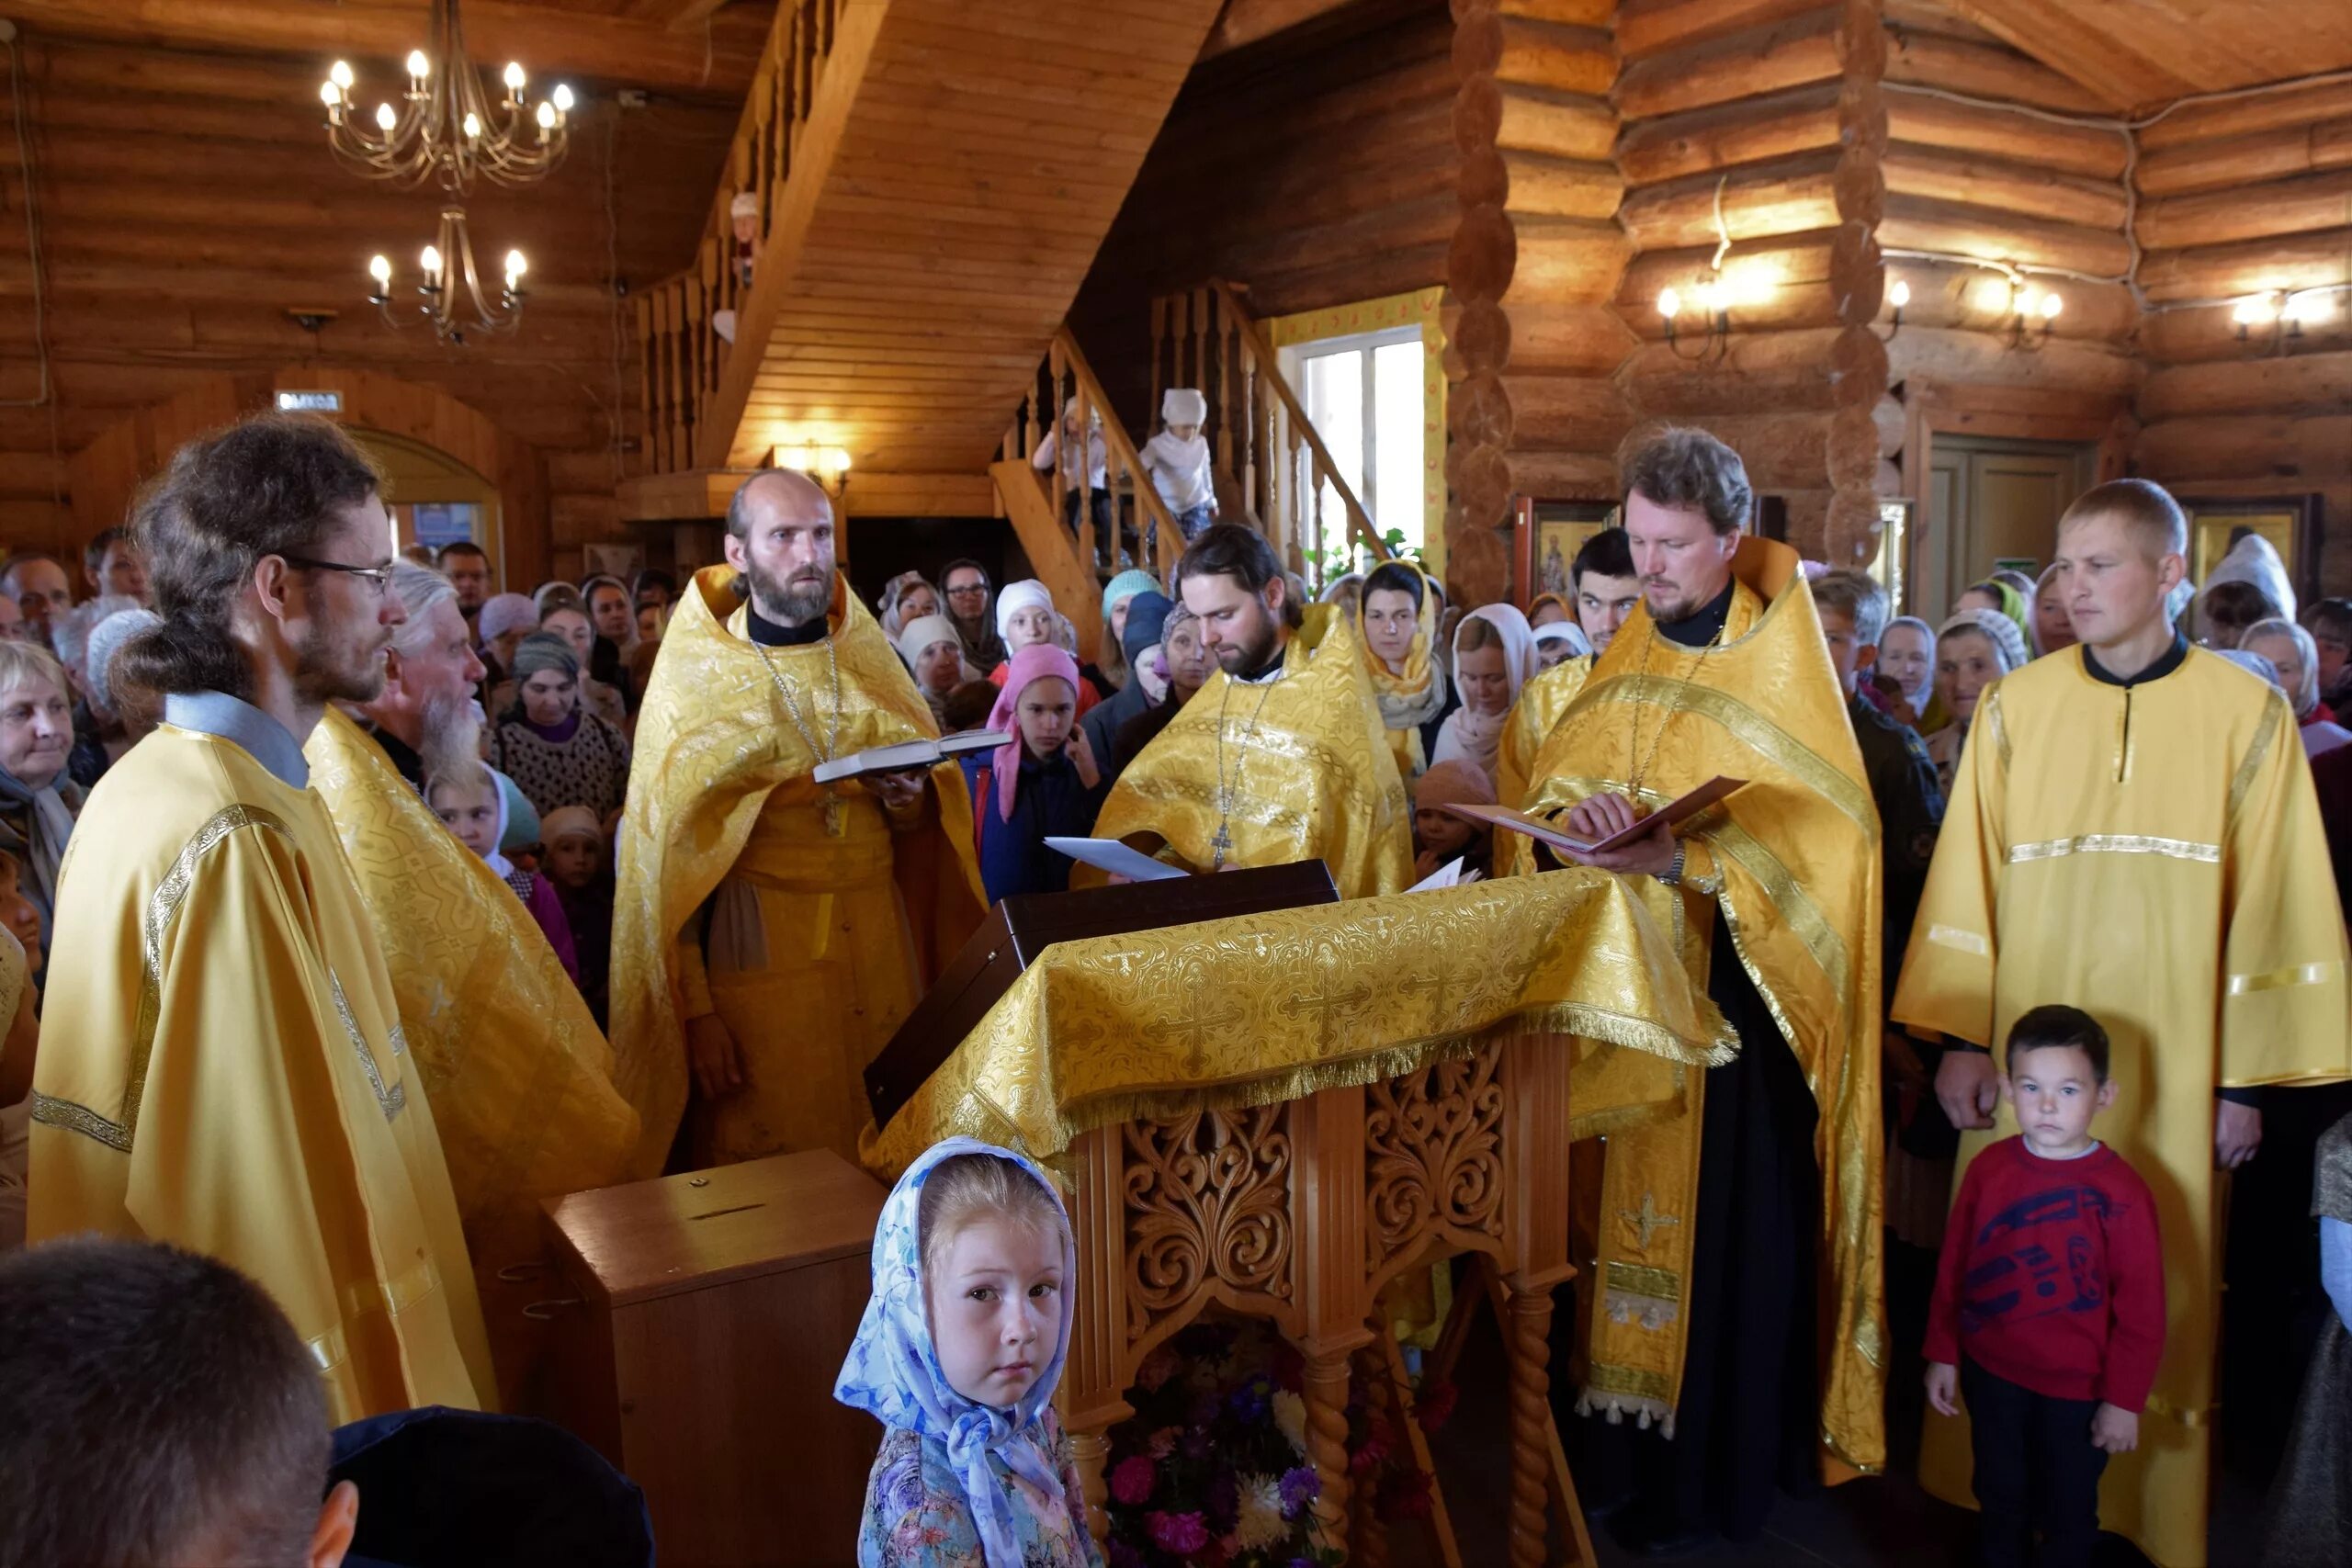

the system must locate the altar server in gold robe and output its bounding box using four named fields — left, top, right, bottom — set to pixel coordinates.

left=612, top=469, right=985, bottom=1171
left=28, top=412, right=493, bottom=1424
left=1894, top=479, right=2352, bottom=1568
left=1086, top=523, right=1411, bottom=898
left=1517, top=430, right=1884, bottom=1551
